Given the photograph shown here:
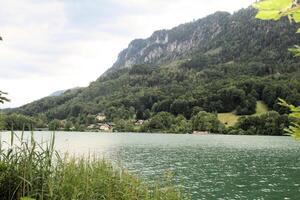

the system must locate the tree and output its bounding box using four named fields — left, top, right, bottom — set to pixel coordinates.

left=253, top=0, right=300, bottom=138
left=114, top=119, right=135, bottom=132
left=170, top=99, right=189, bottom=116
left=237, top=111, right=289, bottom=136
left=0, top=114, right=6, bottom=130
left=146, top=112, right=175, bottom=132
left=191, top=111, right=225, bottom=133
left=63, top=121, right=73, bottom=131
left=49, top=119, right=61, bottom=131
left=236, top=95, right=257, bottom=115
left=170, top=115, right=192, bottom=133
